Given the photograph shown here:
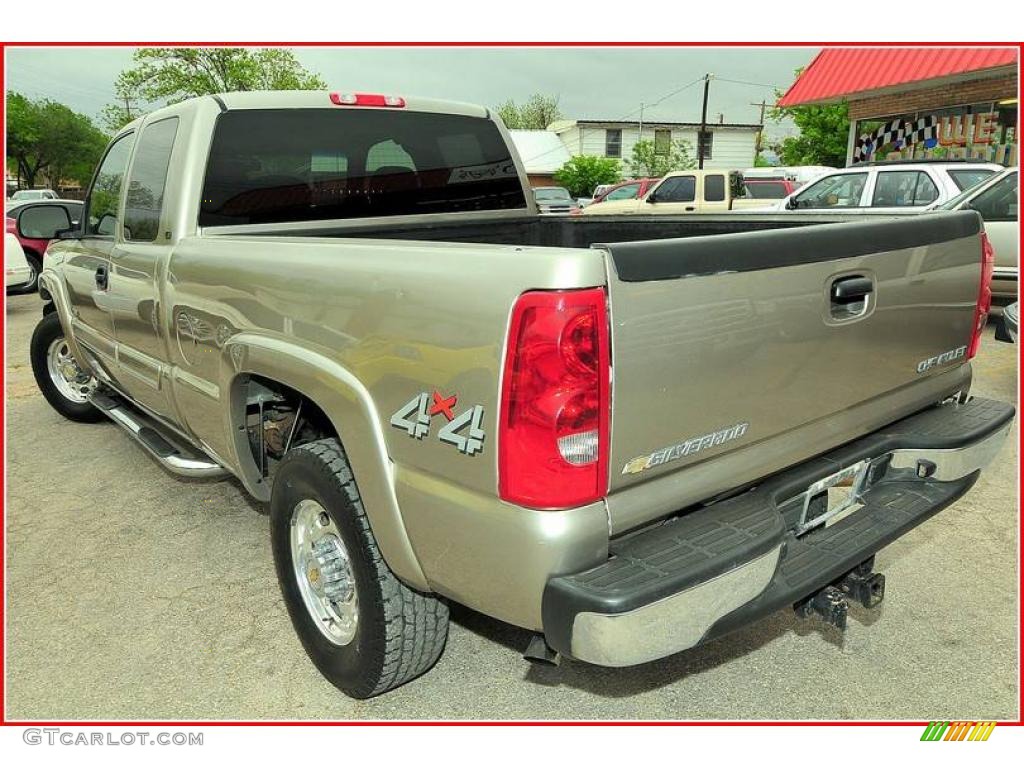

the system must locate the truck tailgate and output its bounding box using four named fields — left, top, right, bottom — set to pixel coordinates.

left=600, top=212, right=984, bottom=517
